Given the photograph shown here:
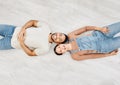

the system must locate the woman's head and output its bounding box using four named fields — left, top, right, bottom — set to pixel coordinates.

left=51, top=32, right=68, bottom=44
left=54, top=44, right=69, bottom=55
